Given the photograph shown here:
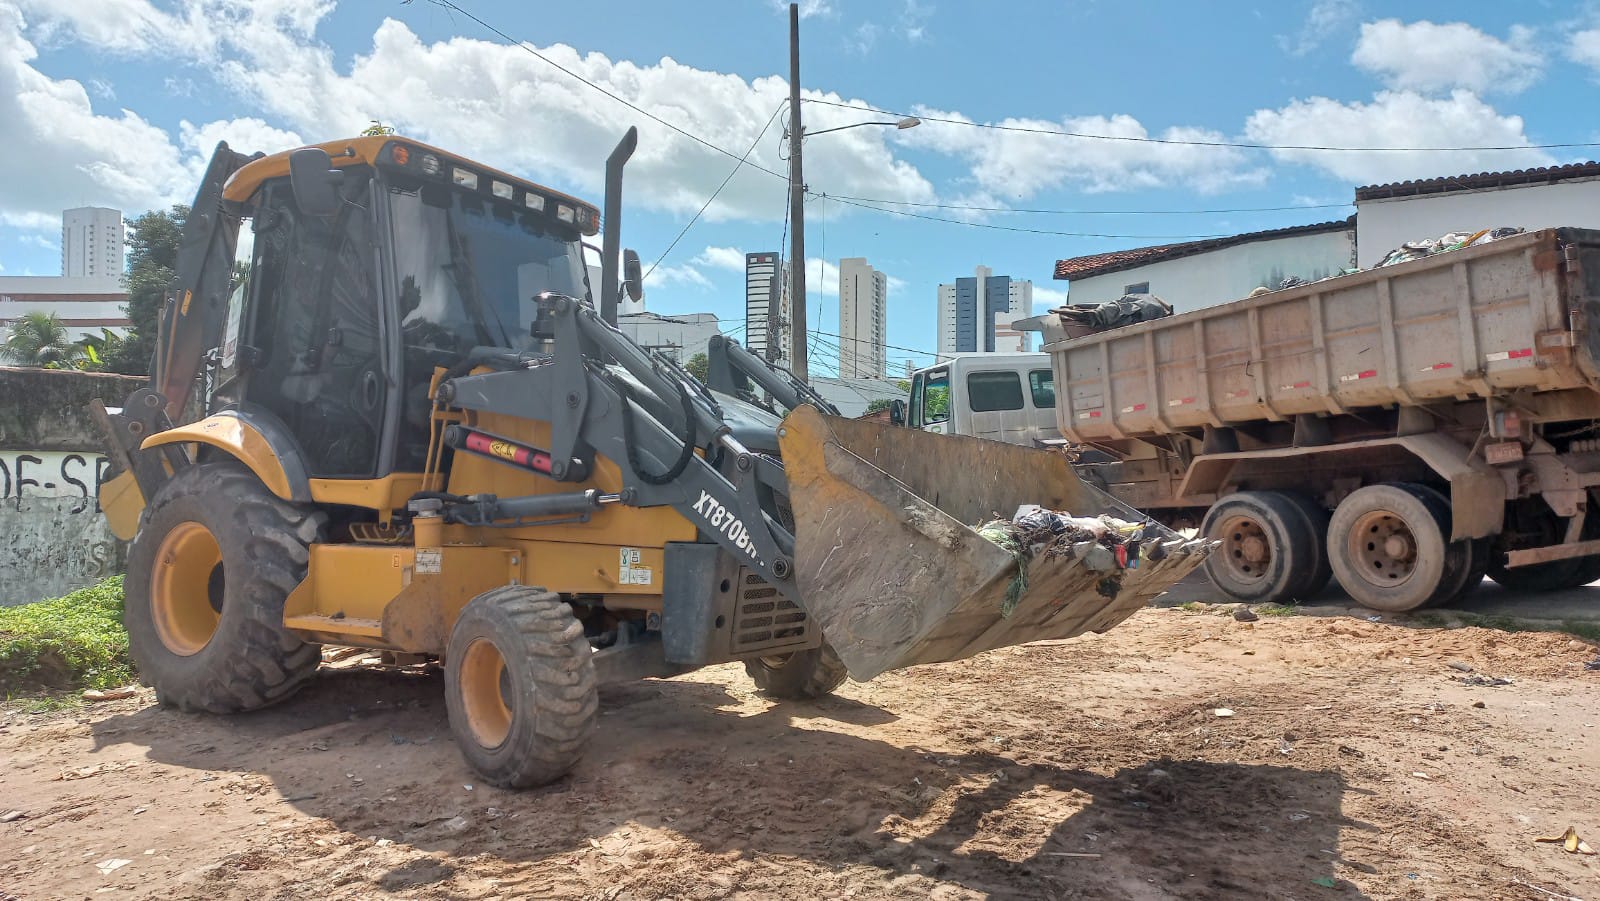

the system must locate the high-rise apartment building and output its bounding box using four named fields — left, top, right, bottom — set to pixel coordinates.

left=61, top=207, right=123, bottom=281
left=837, top=257, right=887, bottom=378
left=937, top=266, right=1035, bottom=355
left=744, top=252, right=790, bottom=365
